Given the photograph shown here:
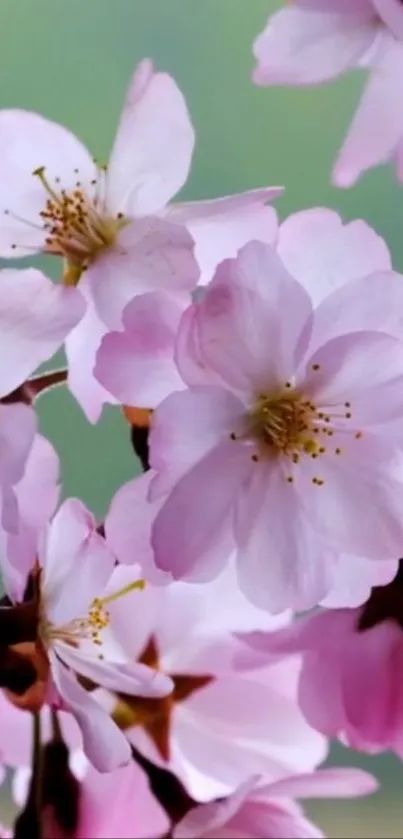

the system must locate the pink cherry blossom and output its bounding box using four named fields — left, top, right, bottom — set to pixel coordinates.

left=174, top=768, right=378, bottom=839
left=149, top=240, right=403, bottom=612
left=241, top=565, right=403, bottom=757
left=3, top=498, right=173, bottom=772
left=0, top=60, right=281, bottom=421
left=253, top=0, right=403, bottom=185
left=92, top=556, right=327, bottom=801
